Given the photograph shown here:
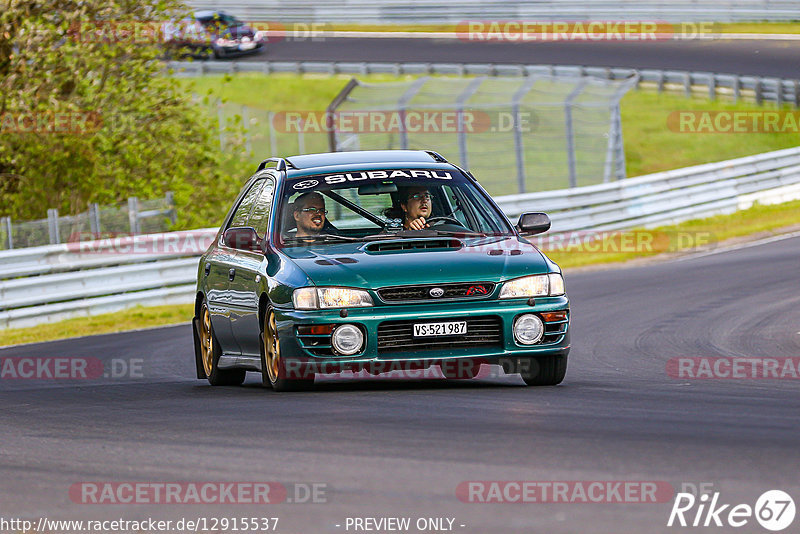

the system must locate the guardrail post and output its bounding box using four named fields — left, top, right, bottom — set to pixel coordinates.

left=47, top=208, right=60, bottom=244
left=733, top=75, right=740, bottom=104
left=128, top=197, right=140, bottom=234
left=708, top=74, right=716, bottom=100
left=775, top=79, right=783, bottom=108
left=165, top=191, right=176, bottom=225
left=684, top=72, right=692, bottom=98
left=794, top=81, right=800, bottom=108
left=88, top=203, right=101, bottom=235
left=755, top=78, right=763, bottom=106
left=2, top=216, right=12, bottom=250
